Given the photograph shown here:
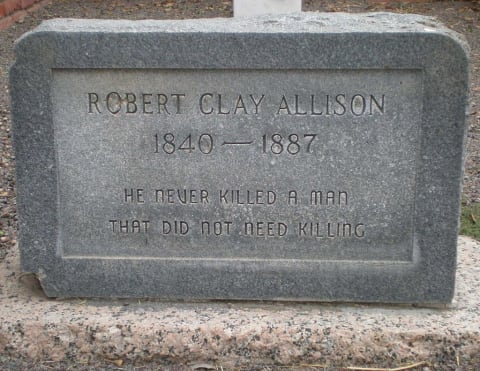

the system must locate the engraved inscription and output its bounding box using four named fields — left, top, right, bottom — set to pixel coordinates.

left=53, top=69, right=422, bottom=261
left=110, top=188, right=359, bottom=239
left=154, top=189, right=209, bottom=204
left=310, top=191, right=348, bottom=206
left=153, top=132, right=319, bottom=155
left=88, top=92, right=186, bottom=114
left=109, top=220, right=150, bottom=233
left=87, top=92, right=385, bottom=117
